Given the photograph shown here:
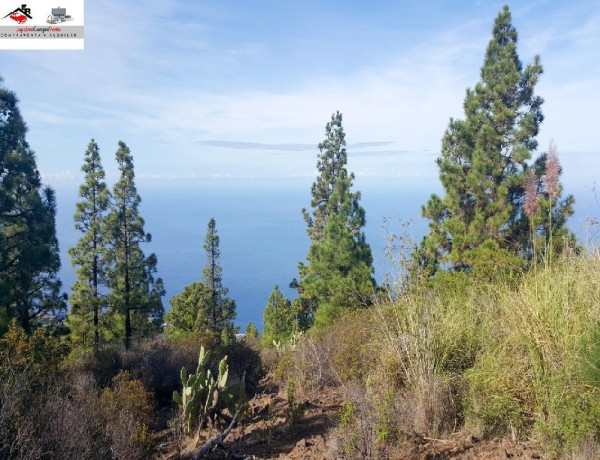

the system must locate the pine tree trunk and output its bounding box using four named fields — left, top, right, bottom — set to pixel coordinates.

left=125, top=307, right=131, bottom=350
left=93, top=308, right=99, bottom=354
left=20, top=308, right=30, bottom=334
left=93, top=242, right=99, bottom=355
left=124, top=211, right=131, bottom=350
left=211, top=249, right=217, bottom=329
